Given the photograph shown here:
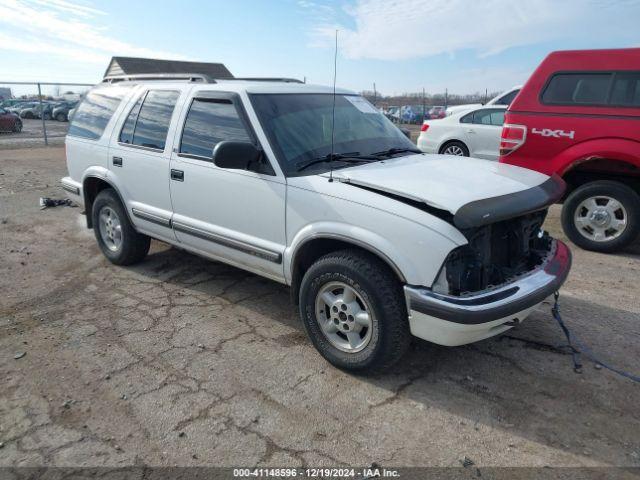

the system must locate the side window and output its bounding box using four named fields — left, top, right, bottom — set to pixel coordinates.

left=542, top=73, right=612, bottom=105
left=180, top=98, right=252, bottom=159
left=460, top=111, right=473, bottom=124
left=472, top=109, right=493, bottom=125
left=118, top=94, right=144, bottom=144
left=490, top=110, right=505, bottom=126
left=123, top=90, right=179, bottom=150
left=610, top=73, right=640, bottom=106
left=68, top=85, right=131, bottom=140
